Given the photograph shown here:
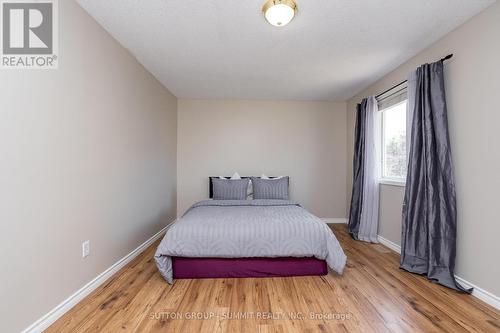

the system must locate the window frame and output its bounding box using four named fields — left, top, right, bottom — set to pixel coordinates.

left=378, top=92, right=408, bottom=187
